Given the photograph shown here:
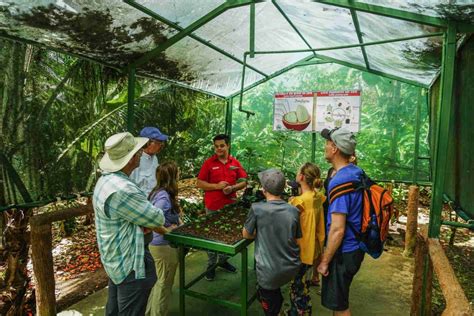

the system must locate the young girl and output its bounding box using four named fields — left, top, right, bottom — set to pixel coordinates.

left=146, top=162, right=182, bottom=316
left=287, top=162, right=326, bottom=316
